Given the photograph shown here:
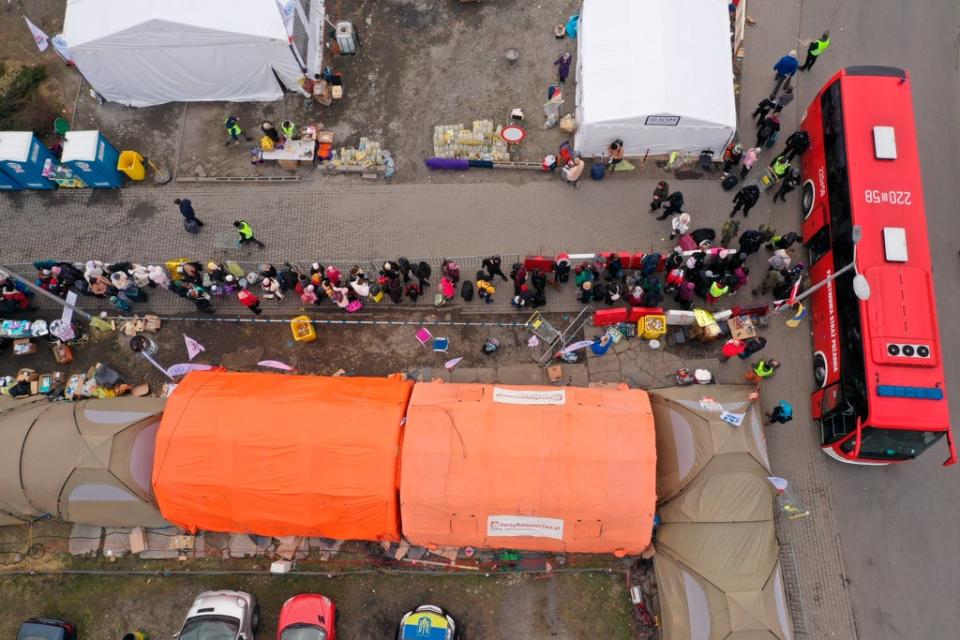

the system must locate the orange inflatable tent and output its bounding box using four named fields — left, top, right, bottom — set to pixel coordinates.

left=152, top=371, right=412, bottom=540
left=400, top=383, right=657, bottom=555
